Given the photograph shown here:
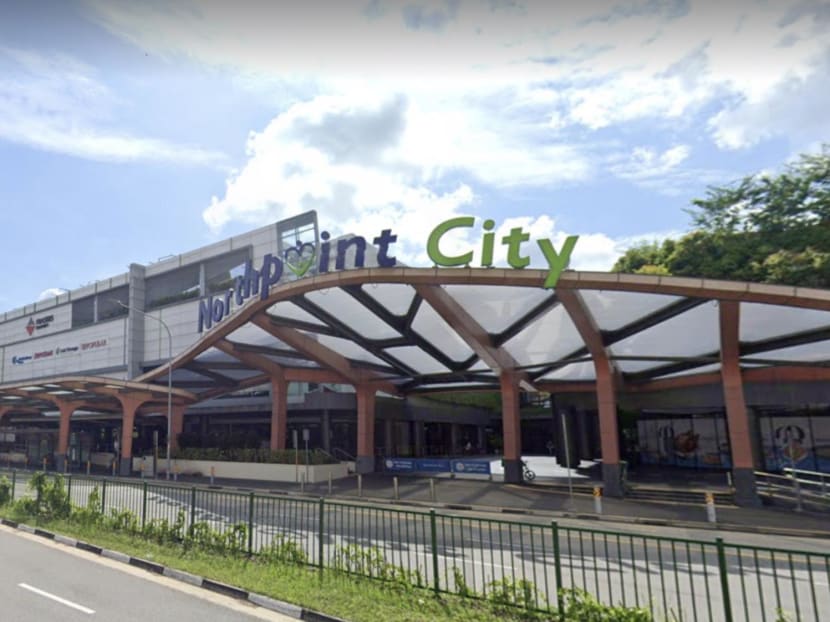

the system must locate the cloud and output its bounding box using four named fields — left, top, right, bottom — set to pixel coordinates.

left=203, top=91, right=591, bottom=235
left=37, top=288, right=68, bottom=301
left=0, top=47, right=226, bottom=166
left=84, top=0, right=830, bottom=152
